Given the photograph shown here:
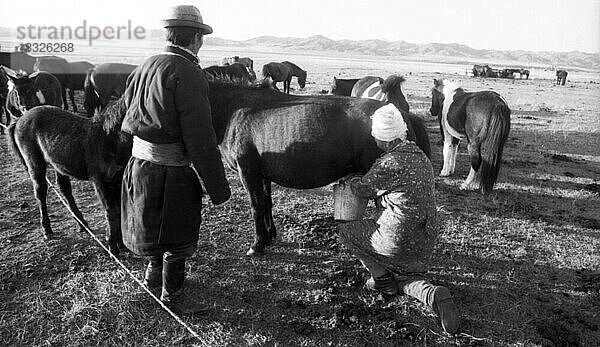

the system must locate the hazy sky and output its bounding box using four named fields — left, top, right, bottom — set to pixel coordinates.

left=1, top=0, right=599, bottom=53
